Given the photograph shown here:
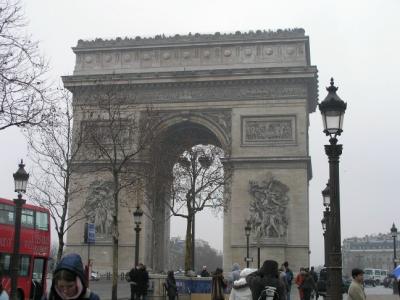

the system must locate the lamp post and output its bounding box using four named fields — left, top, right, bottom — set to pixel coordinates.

left=255, top=230, right=261, bottom=269
left=391, top=223, right=398, bottom=269
left=322, top=181, right=330, bottom=268
left=245, top=220, right=251, bottom=268
left=11, top=160, right=29, bottom=300
left=133, top=206, right=143, bottom=267
left=319, top=78, right=347, bottom=300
